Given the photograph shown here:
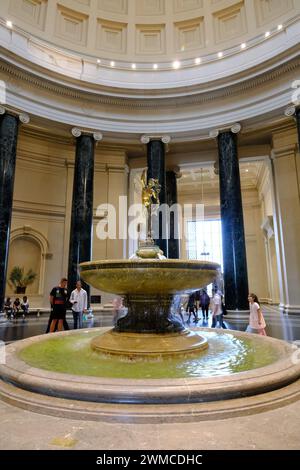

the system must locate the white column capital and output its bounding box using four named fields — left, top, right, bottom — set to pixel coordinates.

left=284, top=106, right=296, bottom=118
left=19, top=112, right=30, bottom=124
left=140, top=135, right=171, bottom=144
left=209, top=123, right=242, bottom=138
left=71, top=127, right=103, bottom=141
left=231, top=123, right=242, bottom=134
